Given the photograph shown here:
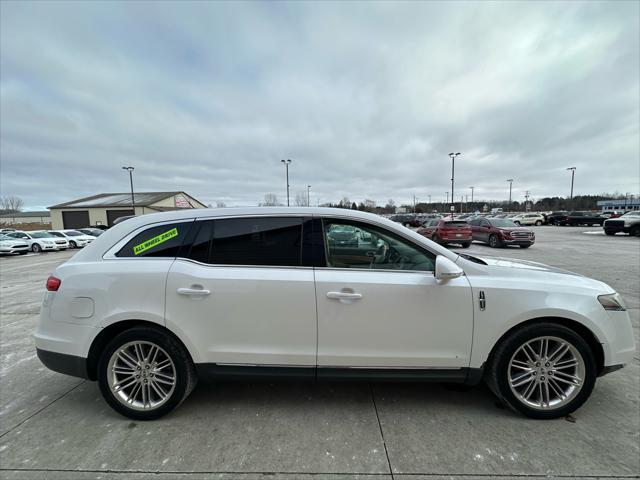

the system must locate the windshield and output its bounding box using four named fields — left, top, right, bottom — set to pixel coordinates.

left=490, top=219, right=518, bottom=228
left=64, top=230, right=83, bottom=236
left=48, top=231, right=65, bottom=237
left=29, top=232, right=50, bottom=238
